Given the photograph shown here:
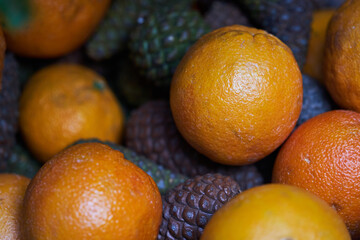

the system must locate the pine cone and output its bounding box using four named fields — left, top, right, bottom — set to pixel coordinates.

left=238, top=0, right=315, bottom=69
left=2, top=144, right=41, bottom=178
left=205, top=1, right=252, bottom=30
left=158, top=173, right=241, bottom=239
left=0, top=53, right=20, bottom=170
left=86, top=0, right=195, bottom=61
left=296, top=74, right=335, bottom=127
left=125, top=100, right=263, bottom=190
left=86, top=0, right=139, bottom=60
left=129, top=7, right=210, bottom=87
